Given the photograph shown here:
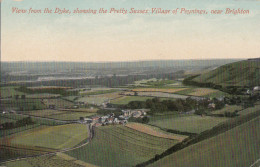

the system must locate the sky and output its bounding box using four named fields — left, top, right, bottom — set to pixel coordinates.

left=1, top=0, right=260, bottom=62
